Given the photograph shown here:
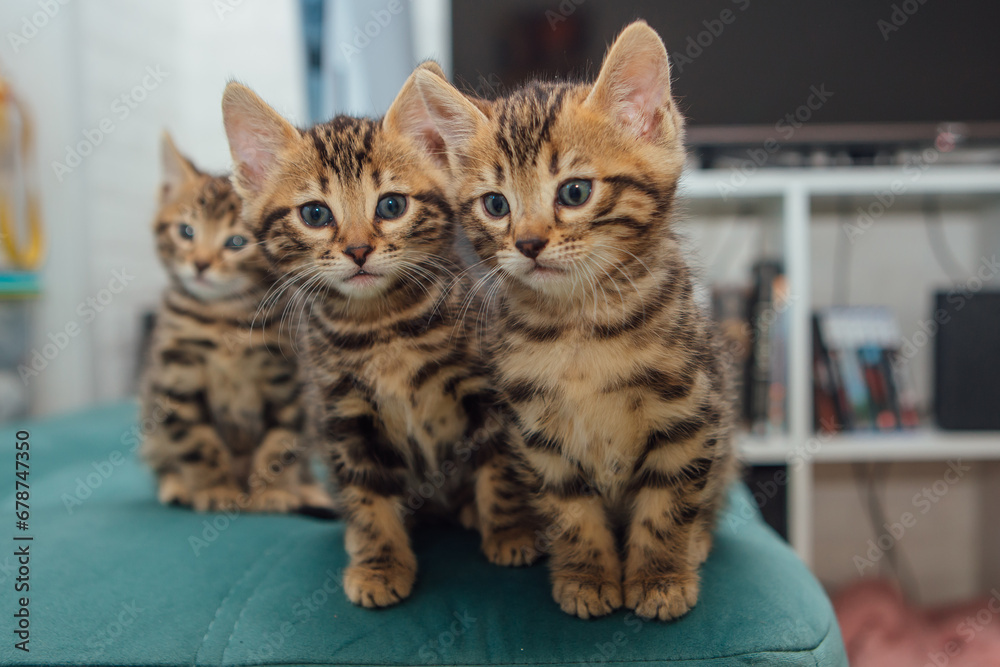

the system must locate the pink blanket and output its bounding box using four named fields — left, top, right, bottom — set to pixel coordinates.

left=833, top=580, right=1000, bottom=666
